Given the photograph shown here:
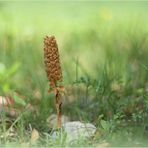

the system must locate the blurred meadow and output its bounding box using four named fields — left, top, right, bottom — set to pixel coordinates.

left=0, top=1, right=148, bottom=147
